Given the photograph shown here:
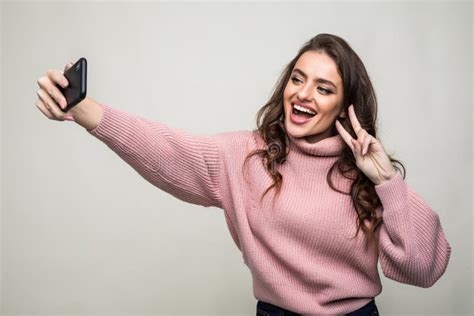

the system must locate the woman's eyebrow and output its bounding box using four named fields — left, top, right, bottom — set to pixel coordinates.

left=292, top=68, right=337, bottom=90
